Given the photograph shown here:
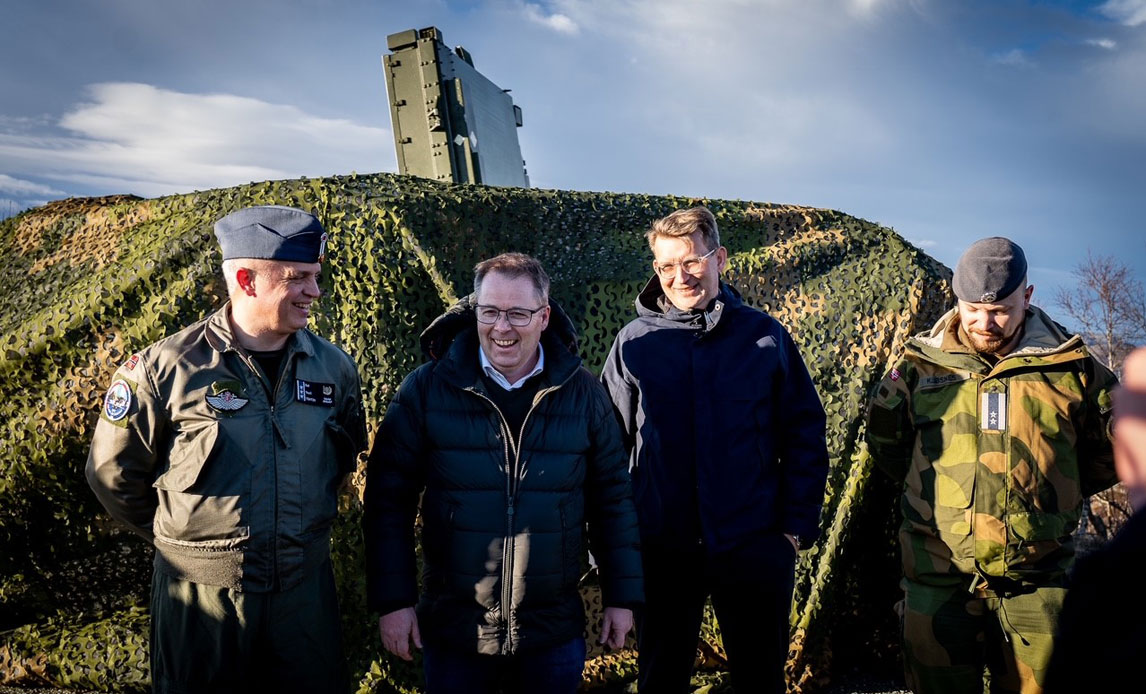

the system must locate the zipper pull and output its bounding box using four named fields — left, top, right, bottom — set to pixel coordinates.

left=507, top=500, right=515, bottom=517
